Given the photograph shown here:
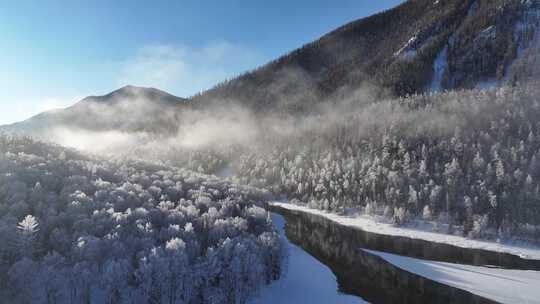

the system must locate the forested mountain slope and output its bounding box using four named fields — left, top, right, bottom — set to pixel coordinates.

left=3, top=0, right=539, bottom=137
left=192, top=0, right=540, bottom=112
left=181, top=82, right=540, bottom=242
left=1, top=85, right=187, bottom=137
